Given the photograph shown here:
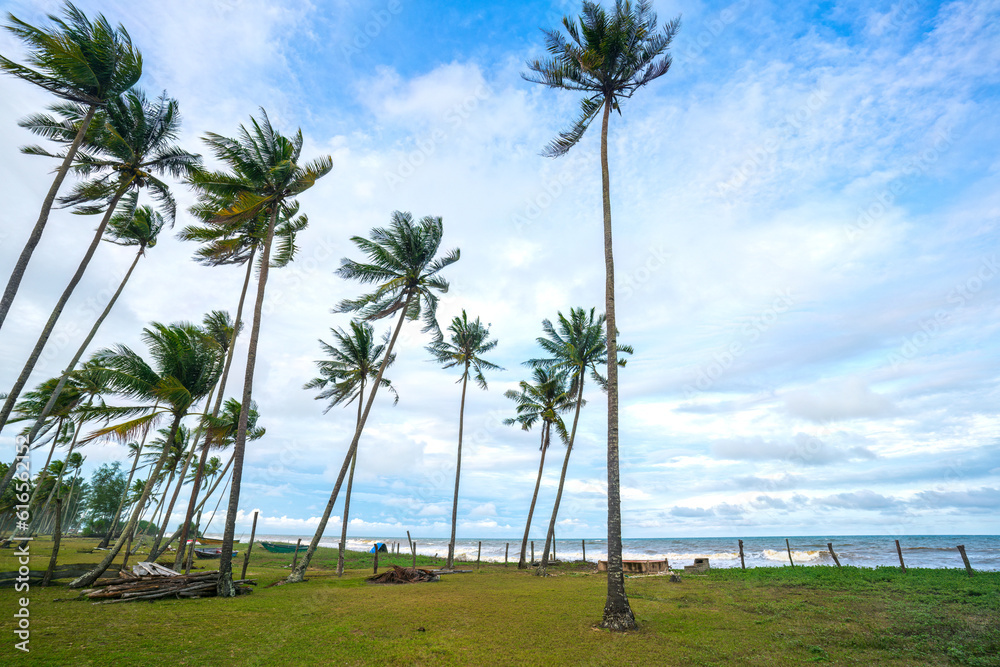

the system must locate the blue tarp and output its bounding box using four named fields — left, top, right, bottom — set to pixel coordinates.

left=369, top=542, right=388, bottom=553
